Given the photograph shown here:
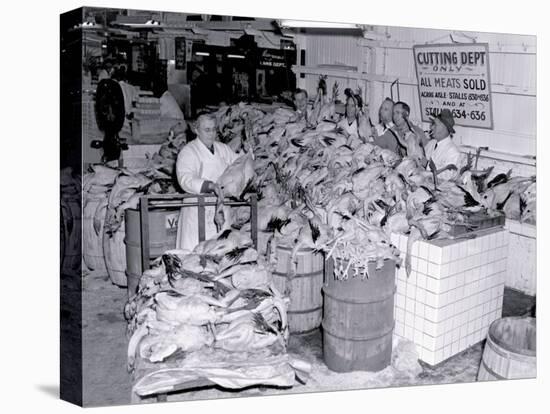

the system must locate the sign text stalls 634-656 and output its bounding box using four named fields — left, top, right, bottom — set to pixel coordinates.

left=413, top=43, right=493, bottom=129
